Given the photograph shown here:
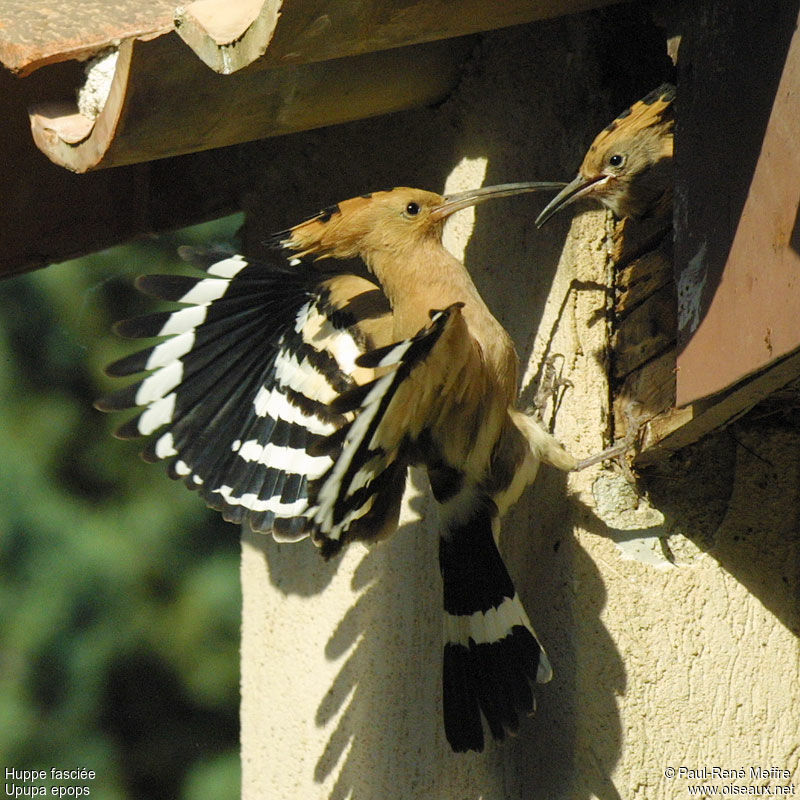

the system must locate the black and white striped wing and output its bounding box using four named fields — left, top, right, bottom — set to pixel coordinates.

left=309, top=304, right=464, bottom=557
left=96, top=247, right=389, bottom=542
